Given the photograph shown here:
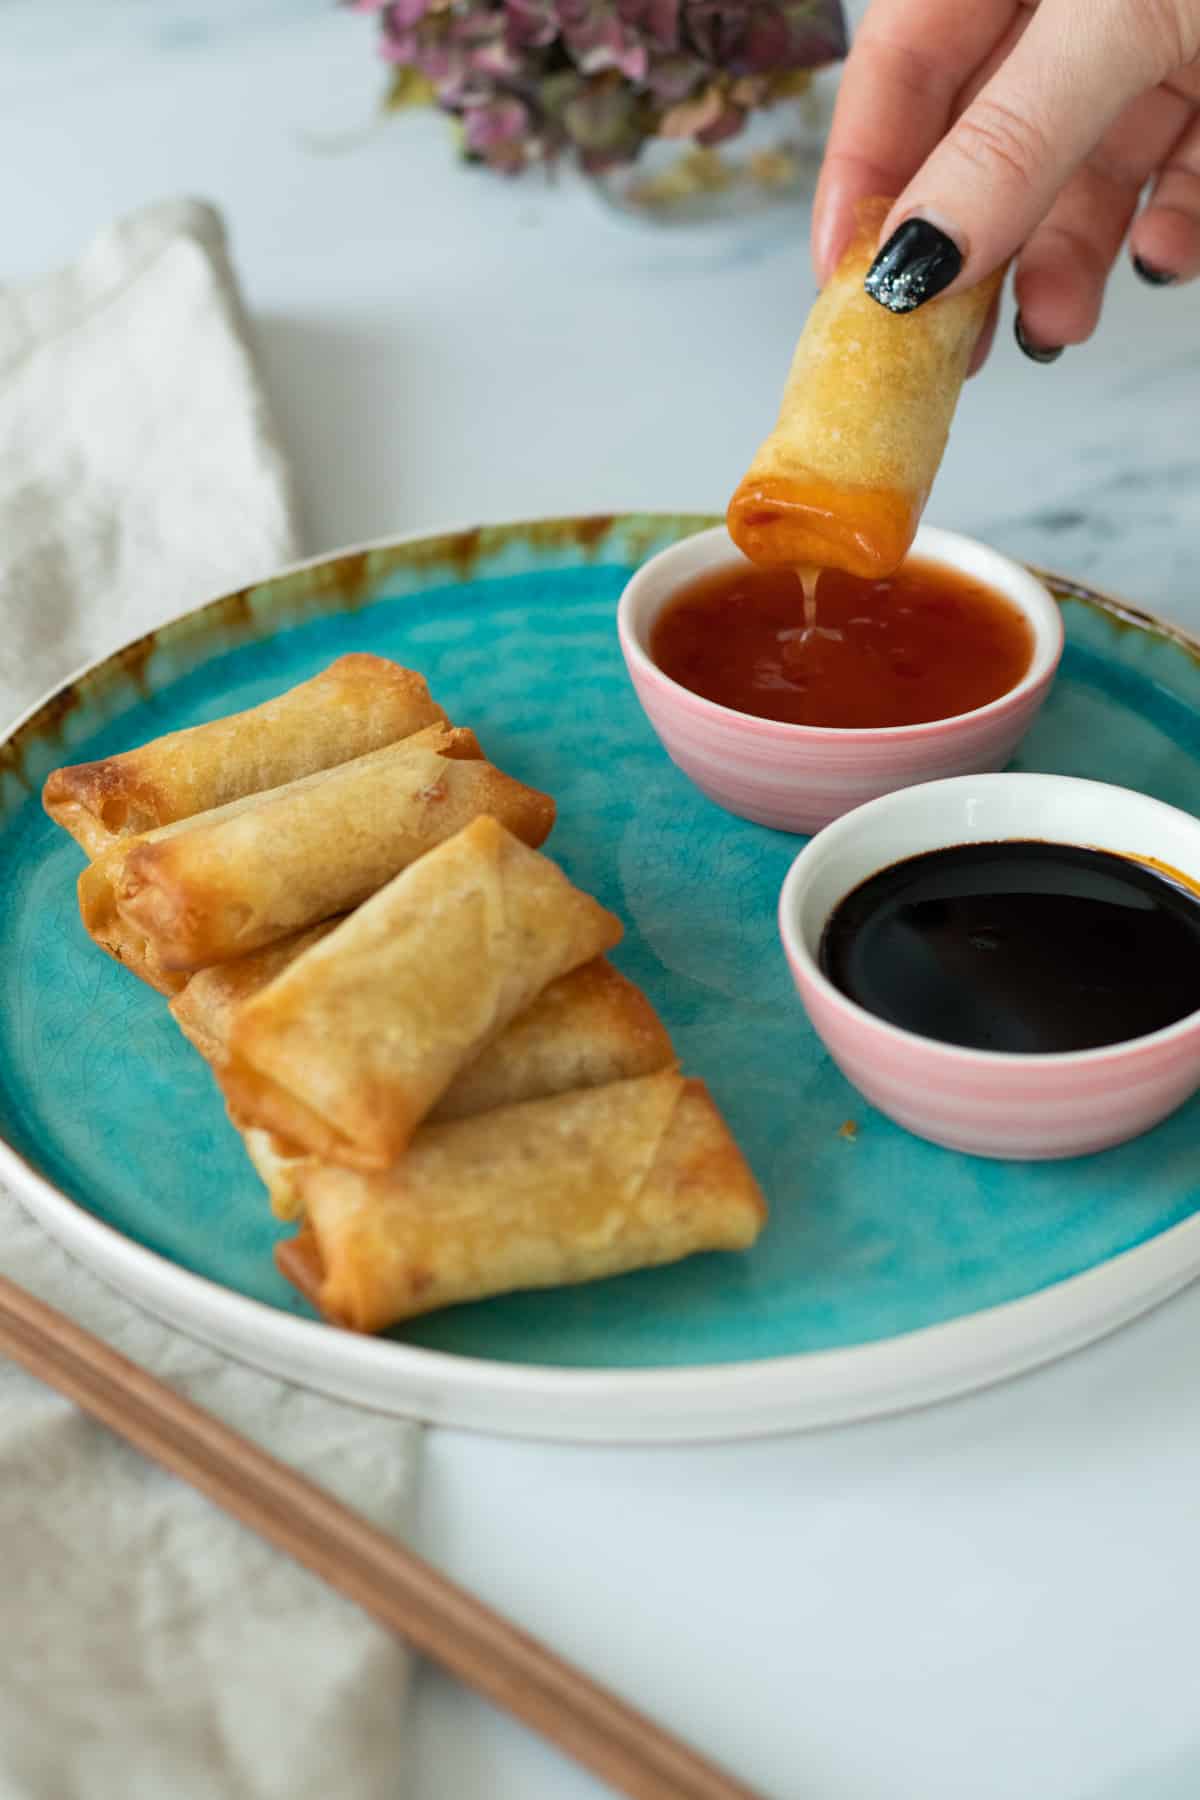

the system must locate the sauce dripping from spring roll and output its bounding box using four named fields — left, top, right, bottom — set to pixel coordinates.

left=798, top=563, right=821, bottom=639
